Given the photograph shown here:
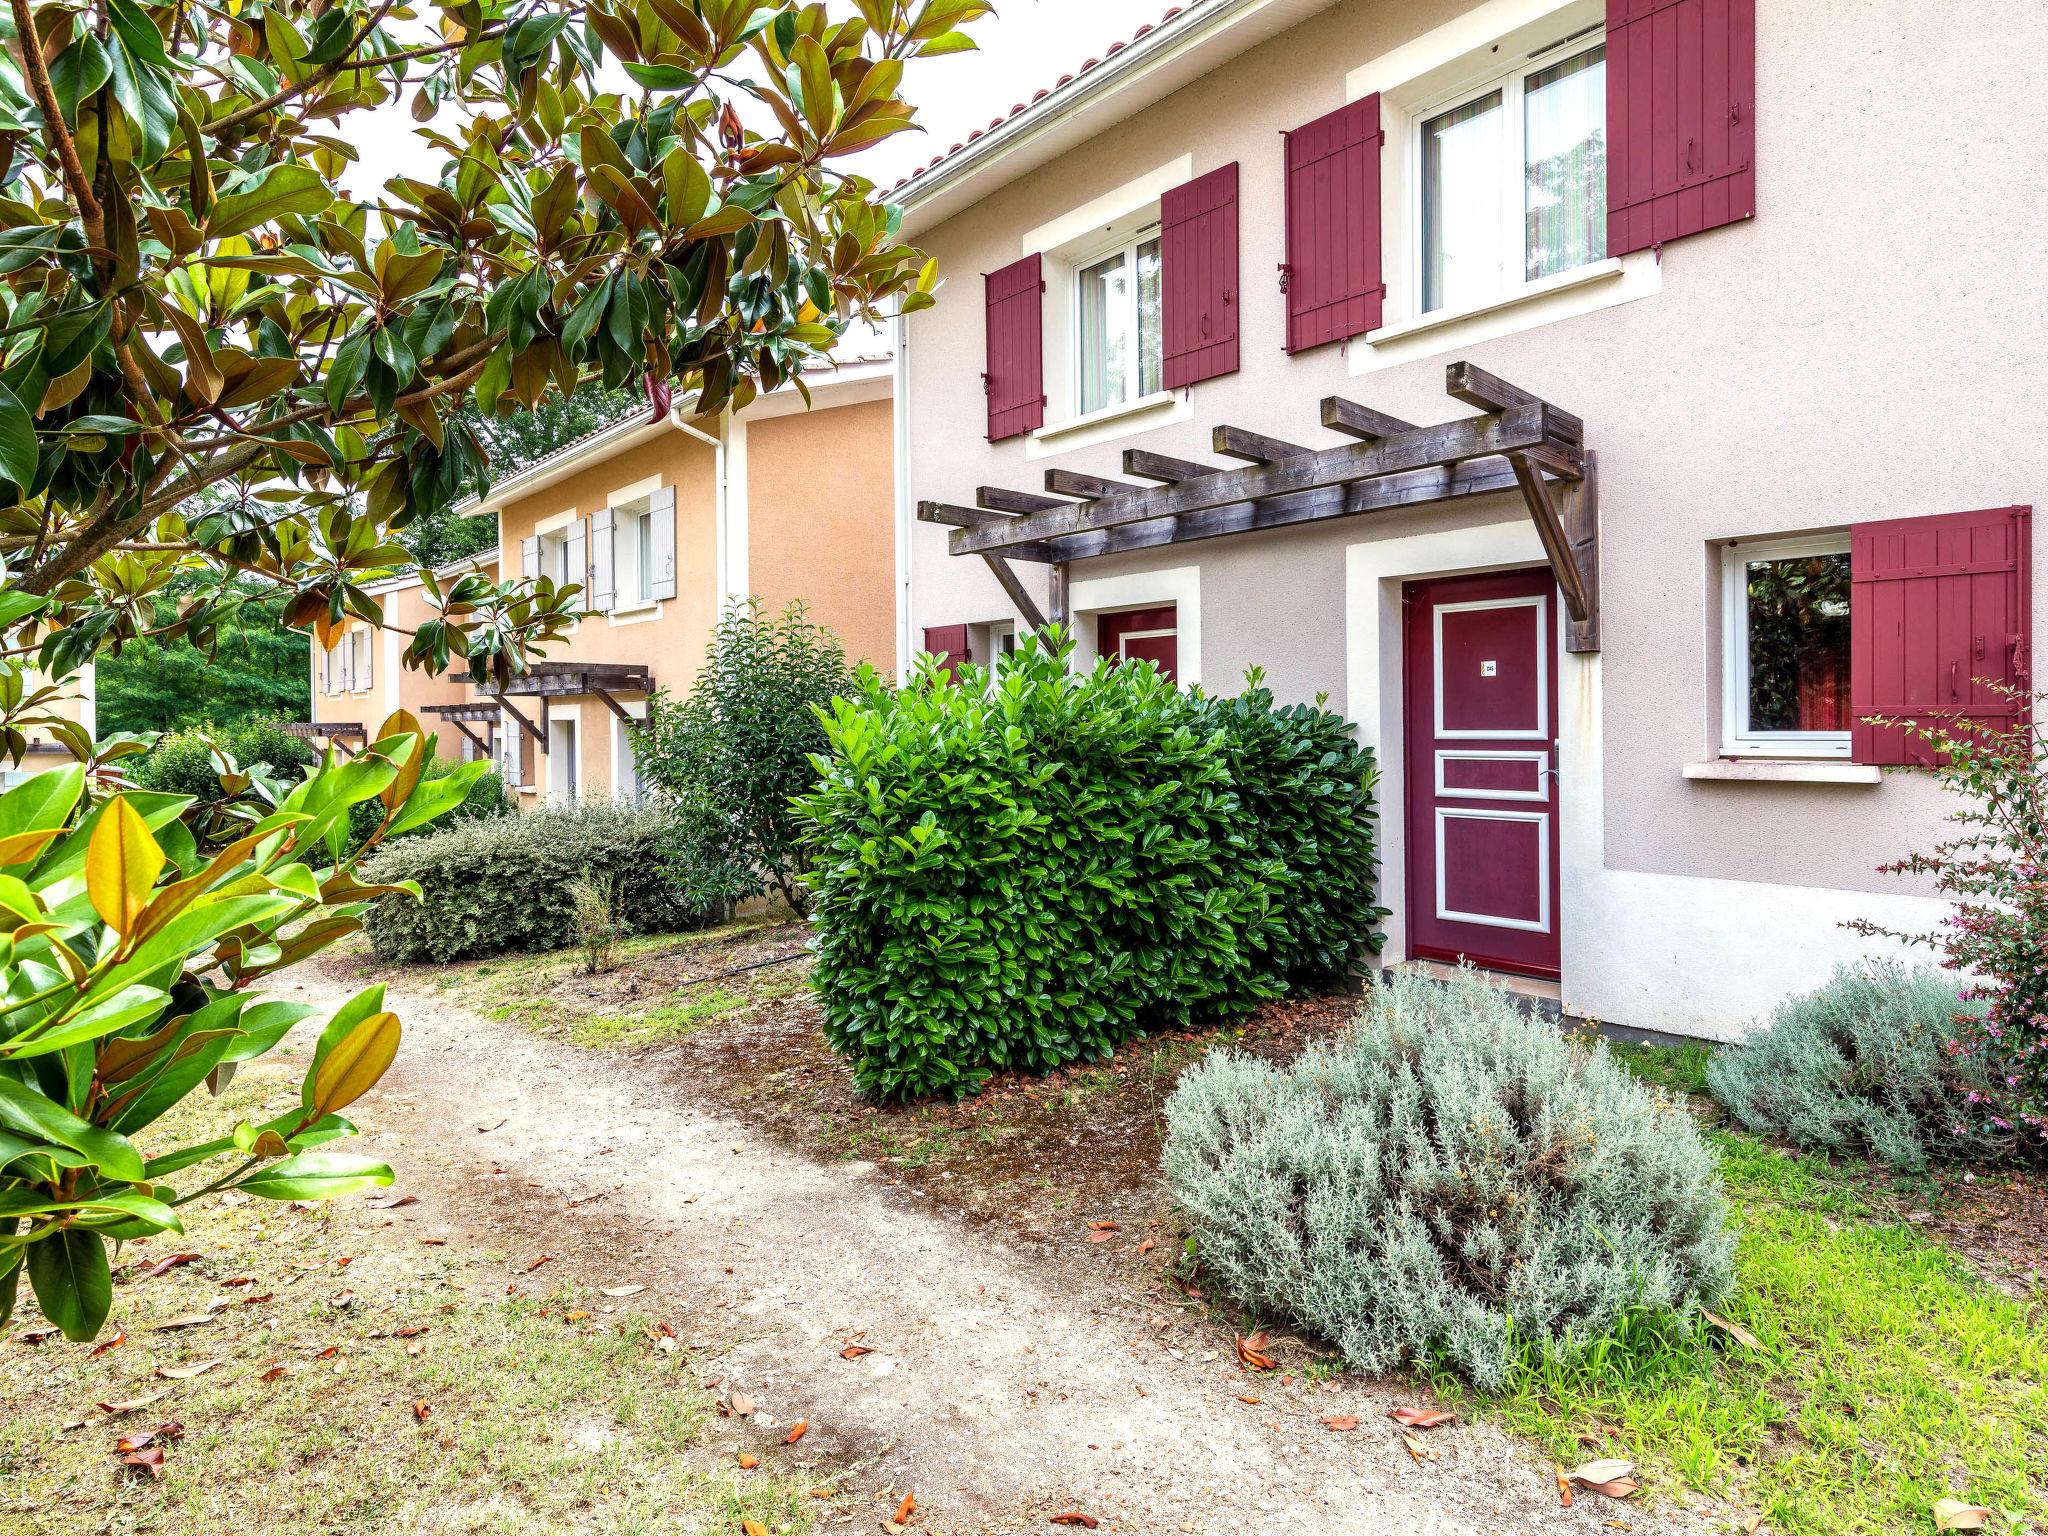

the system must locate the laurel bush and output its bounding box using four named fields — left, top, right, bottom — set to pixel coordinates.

left=798, top=636, right=1387, bottom=1101
left=1164, top=968, right=1735, bottom=1388
left=1706, top=964, right=1992, bottom=1170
